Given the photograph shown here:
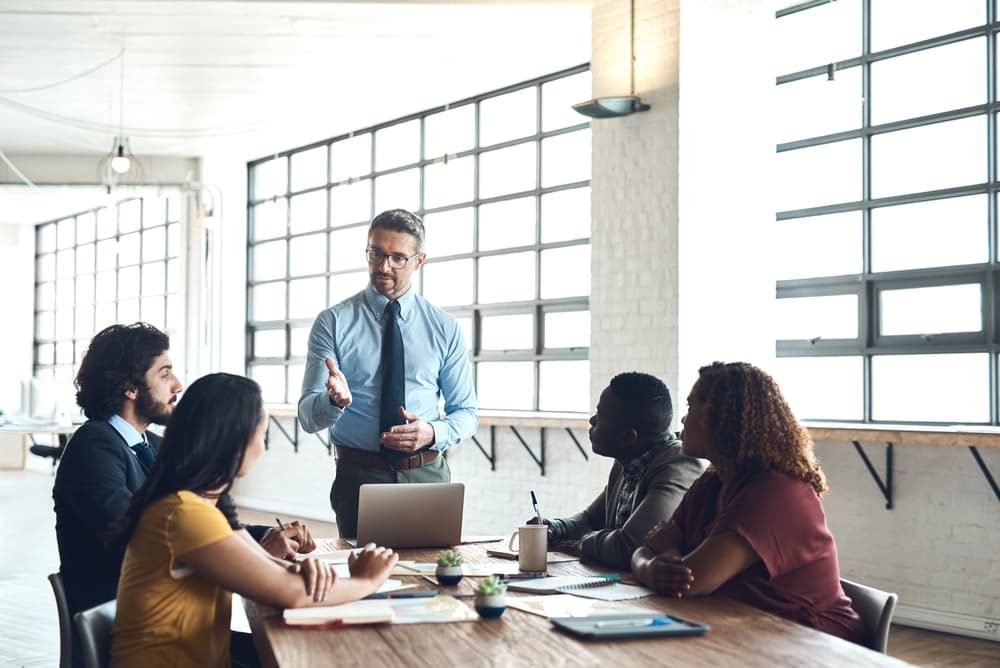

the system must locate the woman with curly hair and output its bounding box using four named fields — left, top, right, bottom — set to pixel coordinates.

left=631, top=361, right=866, bottom=645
